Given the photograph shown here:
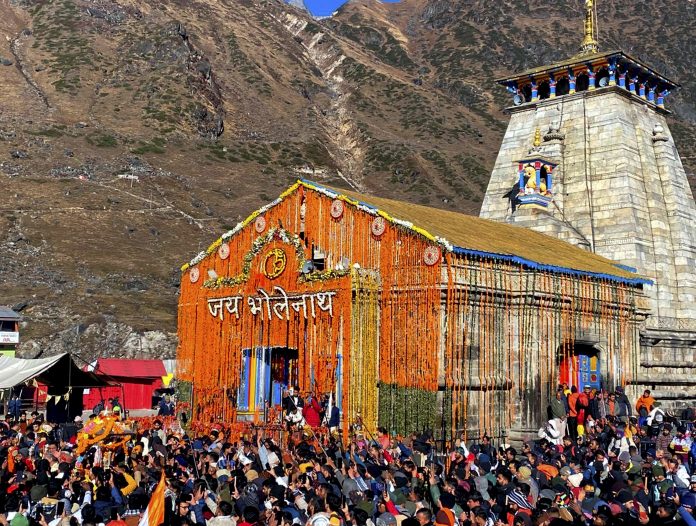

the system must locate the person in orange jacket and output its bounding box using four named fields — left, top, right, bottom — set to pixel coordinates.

left=635, top=389, right=655, bottom=427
